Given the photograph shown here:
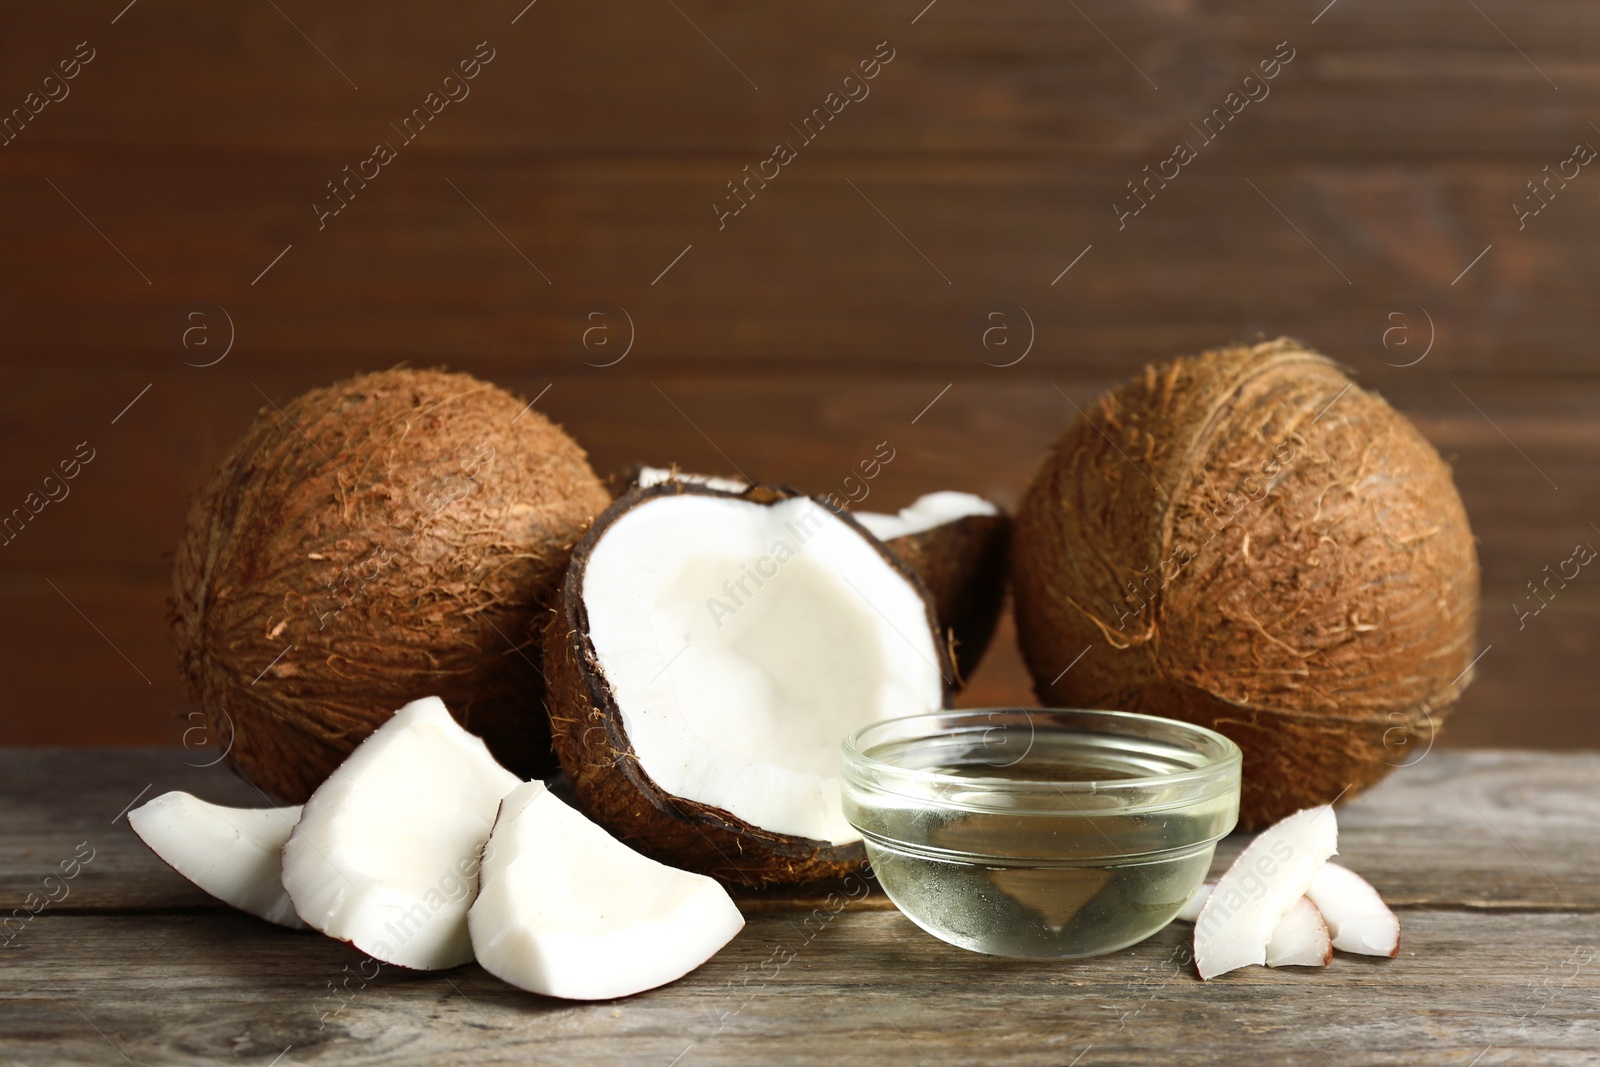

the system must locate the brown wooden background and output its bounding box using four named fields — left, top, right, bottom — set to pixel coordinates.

left=1, top=0, right=1596, bottom=751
